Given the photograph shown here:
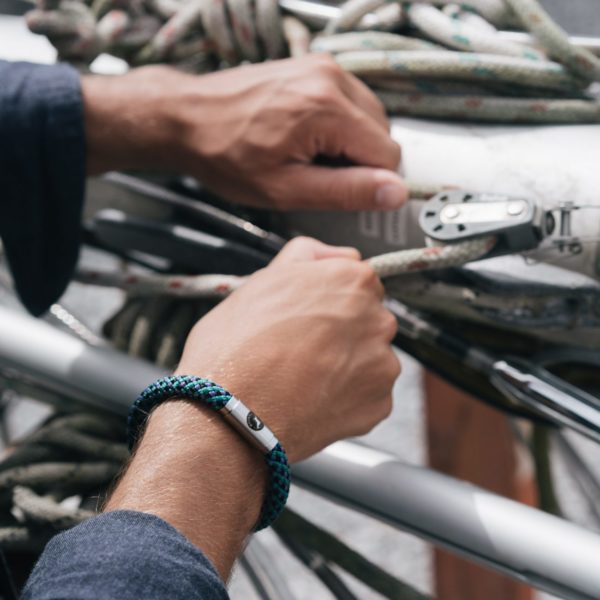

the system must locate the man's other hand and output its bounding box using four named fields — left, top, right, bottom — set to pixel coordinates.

left=82, top=56, right=407, bottom=211
left=107, top=237, right=400, bottom=575
left=177, top=236, right=401, bottom=462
